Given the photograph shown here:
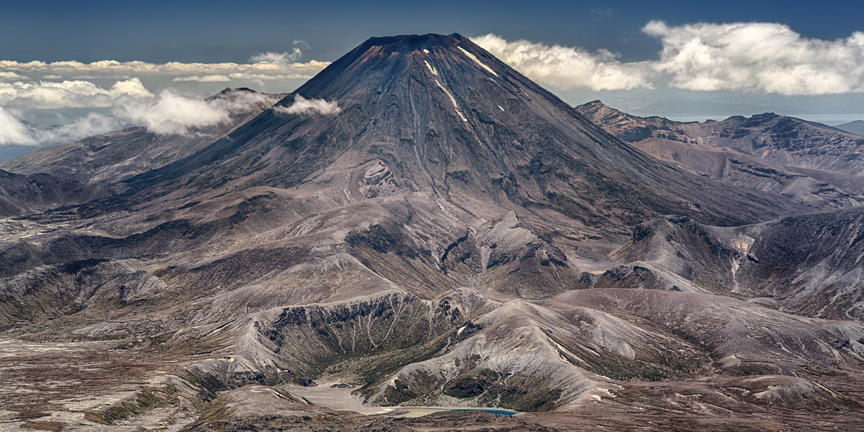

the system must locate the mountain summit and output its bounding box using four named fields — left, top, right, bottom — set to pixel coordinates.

left=124, top=33, right=793, bottom=229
